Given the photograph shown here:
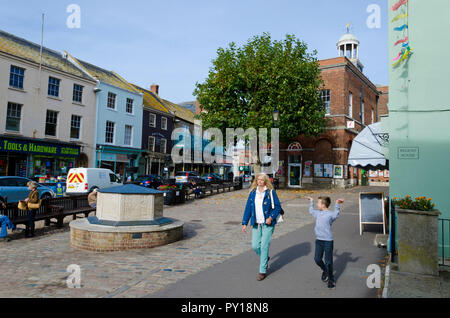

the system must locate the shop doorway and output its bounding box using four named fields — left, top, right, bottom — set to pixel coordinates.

left=288, top=154, right=302, bottom=188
